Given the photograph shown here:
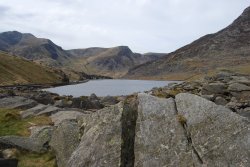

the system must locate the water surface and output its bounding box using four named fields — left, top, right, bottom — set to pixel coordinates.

left=44, top=79, right=178, bottom=97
